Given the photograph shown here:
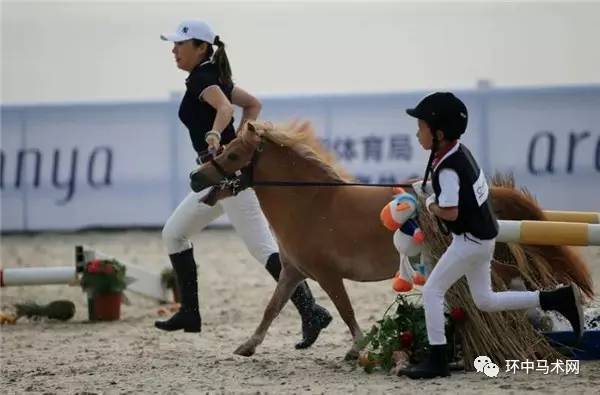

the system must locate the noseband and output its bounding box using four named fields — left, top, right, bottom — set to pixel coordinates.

left=193, top=138, right=264, bottom=197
